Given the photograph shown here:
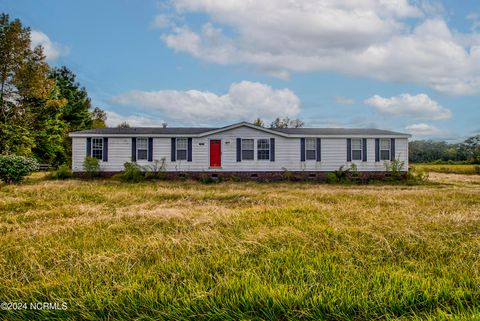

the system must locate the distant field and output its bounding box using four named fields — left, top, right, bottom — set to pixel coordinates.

left=411, top=163, right=480, bottom=175
left=0, top=174, right=479, bottom=320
